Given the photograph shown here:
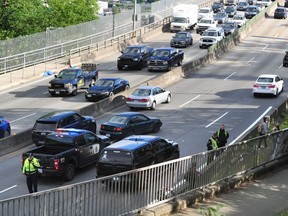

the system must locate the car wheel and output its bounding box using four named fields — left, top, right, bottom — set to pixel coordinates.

left=191, top=40, right=193, bottom=45
left=253, top=93, right=258, bottom=97
left=117, top=65, right=123, bottom=70
left=71, top=86, right=77, bottom=96
left=137, top=61, right=143, bottom=70
left=150, top=101, right=156, bottom=110
left=49, top=92, right=56, bottom=97
left=129, top=107, right=136, bottom=111
left=172, top=152, right=180, bottom=159
left=199, top=45, right=203, bottom=49
left=275, top=88, right=279, bottom=97
left=148, top=69, right=153, bottom=72
left=185, top=42, right=188, bottom=48
left=63, top=163, right=75, bottom=181
left=109, top=92, right=114, bottom=97
left=166, top=94, right=171, bottom=103
left=178, top=59, right=182, bottom=66
left=152, top=123, right=161, bottom=133
left=3, top=130, right=10, bottom=137
left=89, top=79, right=96, bottom=87
left=125, top=85, right=130, bottom=90
left=166, top=64, right=171, bottom=72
